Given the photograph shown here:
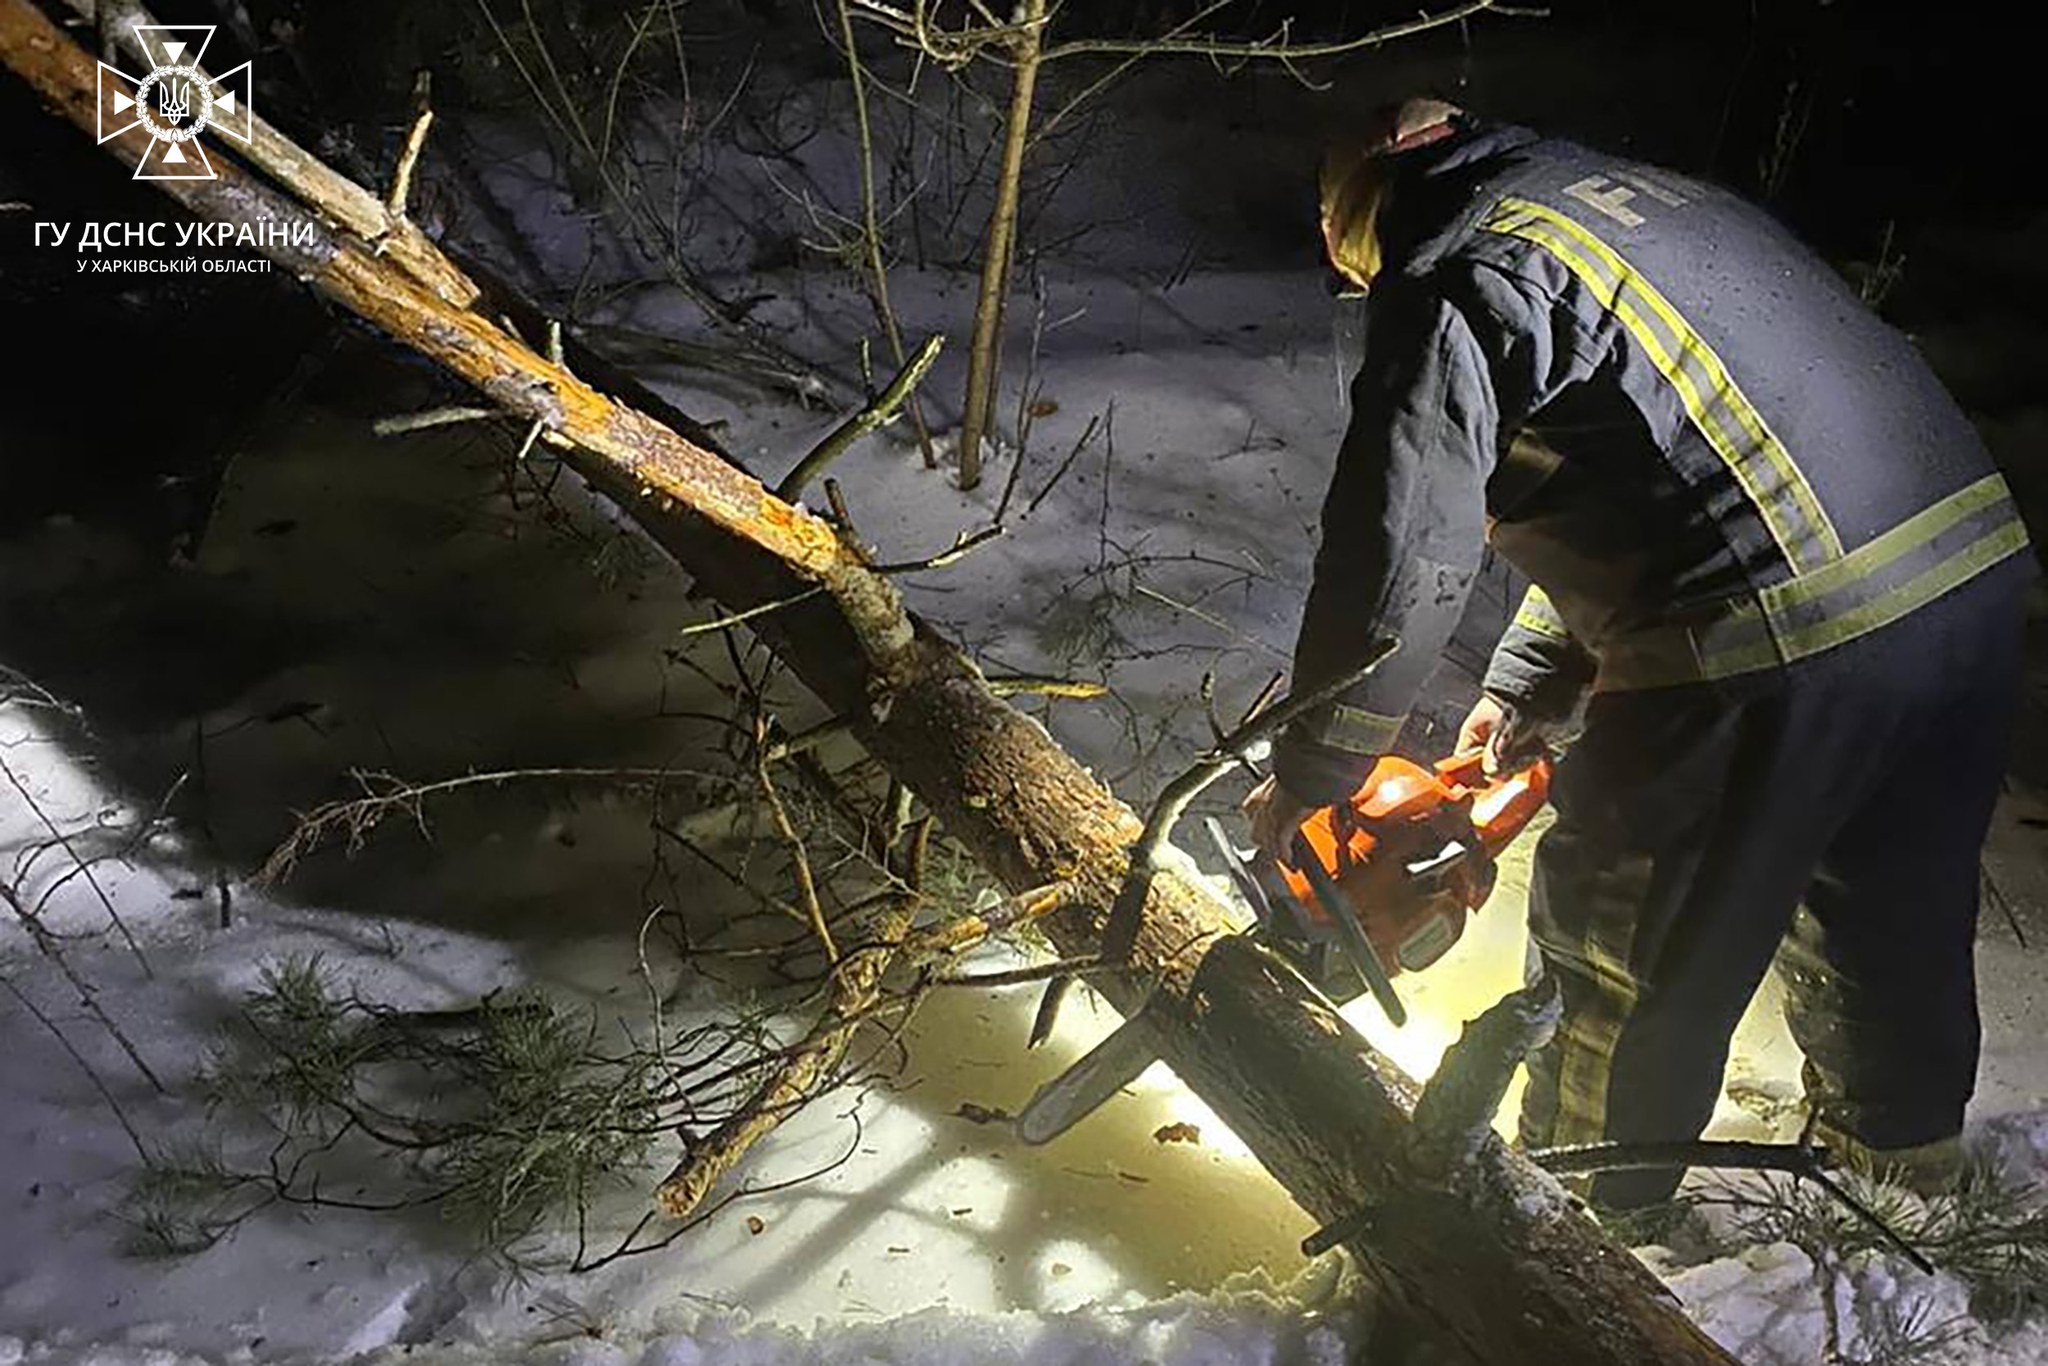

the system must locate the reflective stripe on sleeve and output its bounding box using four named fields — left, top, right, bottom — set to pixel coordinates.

left=1315, top=704, right=1406, bottom=756
left=1512, top=584, right=1571, bottom=641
